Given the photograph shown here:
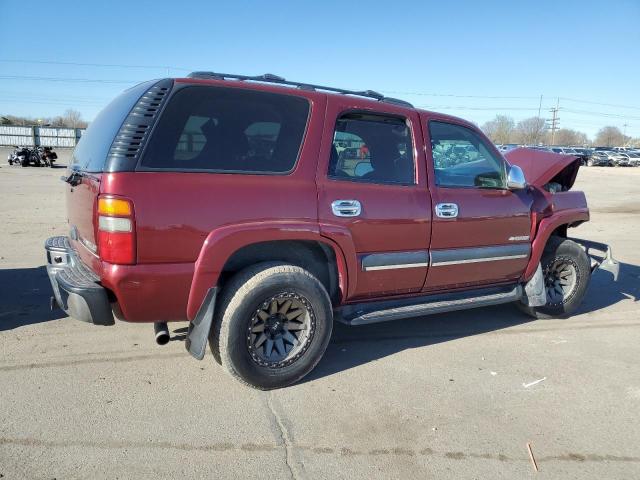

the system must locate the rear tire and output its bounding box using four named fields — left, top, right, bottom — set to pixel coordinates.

left=519, top=236, right=590, bottom=319
left=210, top=262, right=333, bottom=389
